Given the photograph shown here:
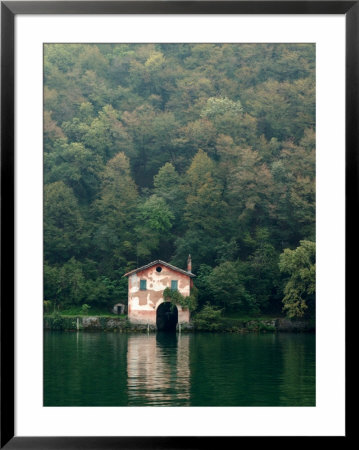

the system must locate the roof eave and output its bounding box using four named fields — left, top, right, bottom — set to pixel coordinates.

left=123, top=260, right=195, bottom=278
